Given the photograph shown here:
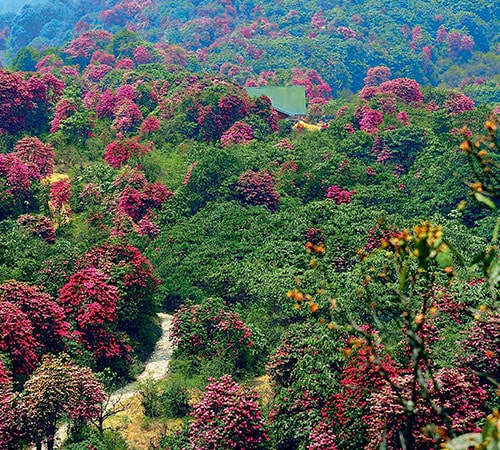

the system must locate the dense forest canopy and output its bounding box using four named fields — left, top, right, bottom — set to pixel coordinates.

left=0, top=0, right=499, bottom=97
left=0, top=0, right=498, bottom=449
